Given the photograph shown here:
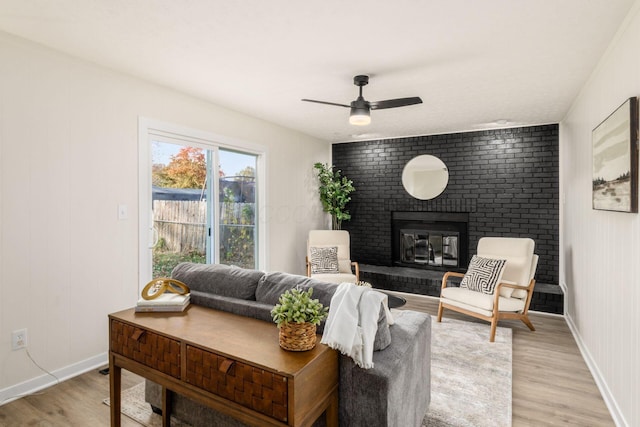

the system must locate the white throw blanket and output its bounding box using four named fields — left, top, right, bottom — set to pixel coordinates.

left=320, top=282, right=393, bottom=369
